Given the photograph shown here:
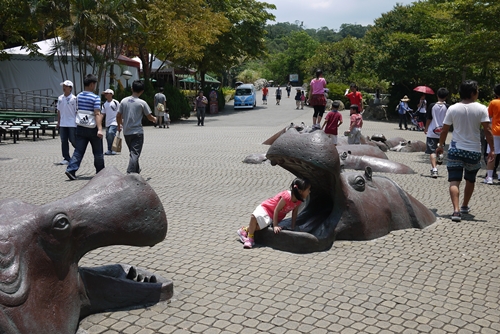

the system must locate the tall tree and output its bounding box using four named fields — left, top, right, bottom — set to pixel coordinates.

left=194, top=0, right=276, bottom=87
